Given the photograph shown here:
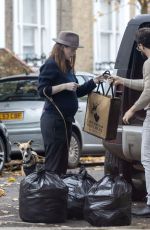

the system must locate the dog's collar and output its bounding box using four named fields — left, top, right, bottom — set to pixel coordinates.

left=23, top=159, right=31, bottom=165
left=23, top=155, right=36, bottom=168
